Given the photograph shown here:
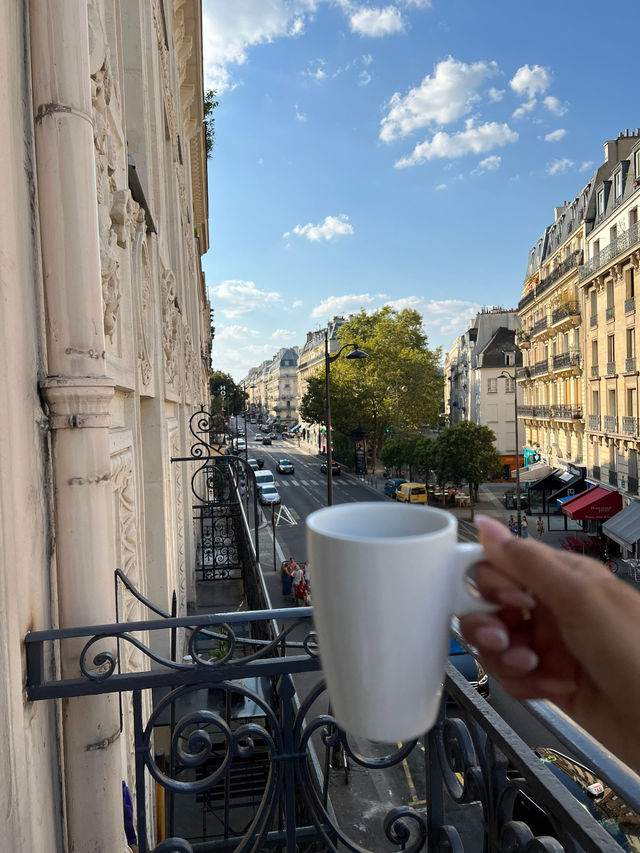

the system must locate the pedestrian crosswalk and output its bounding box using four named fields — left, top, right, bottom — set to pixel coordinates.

left=276, top=477, right=342, bottom=488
